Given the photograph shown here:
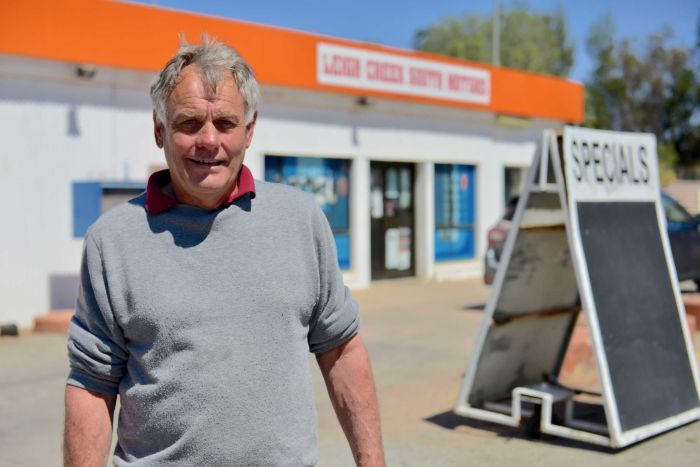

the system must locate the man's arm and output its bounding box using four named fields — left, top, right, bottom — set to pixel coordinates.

left=317, top=334, right=385, bottom=467
left=64, top=385, right=116, bottom=467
